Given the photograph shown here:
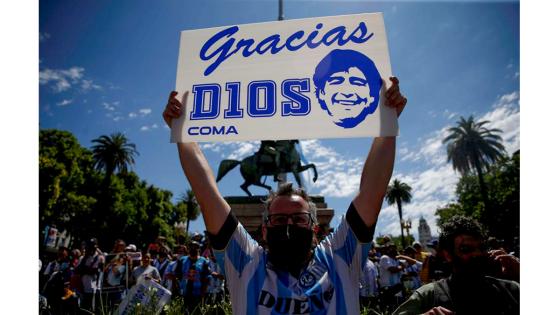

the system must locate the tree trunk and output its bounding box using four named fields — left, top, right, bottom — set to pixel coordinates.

left=397, top=199, right=405, bottom=247
left=473, top=158, right=490, bottom=212
left=186, top=219, right=190, bottom=236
